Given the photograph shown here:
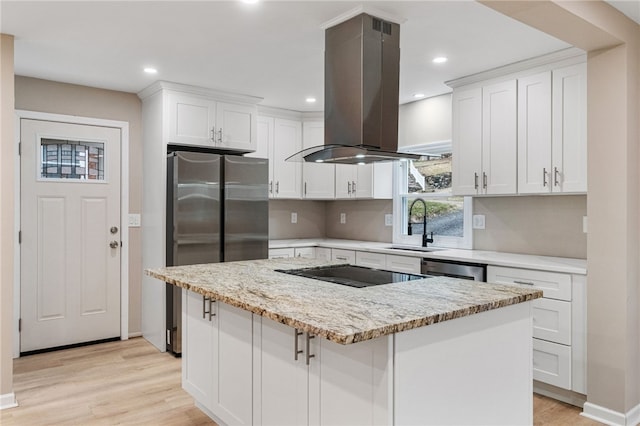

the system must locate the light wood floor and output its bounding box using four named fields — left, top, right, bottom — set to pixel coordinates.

left=1, top=338, right=601, bottom=425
